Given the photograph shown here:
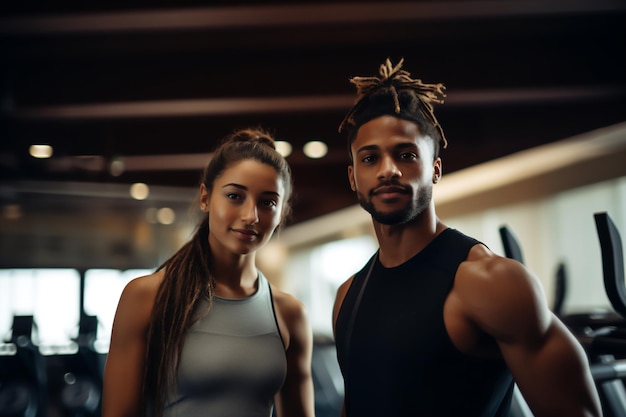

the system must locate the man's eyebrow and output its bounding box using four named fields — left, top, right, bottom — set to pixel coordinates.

left=394, top=142, right=419, bottom=151
left=356, top=142, right=417, bottom=154
left=355, top=144, right=379, bottom=154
